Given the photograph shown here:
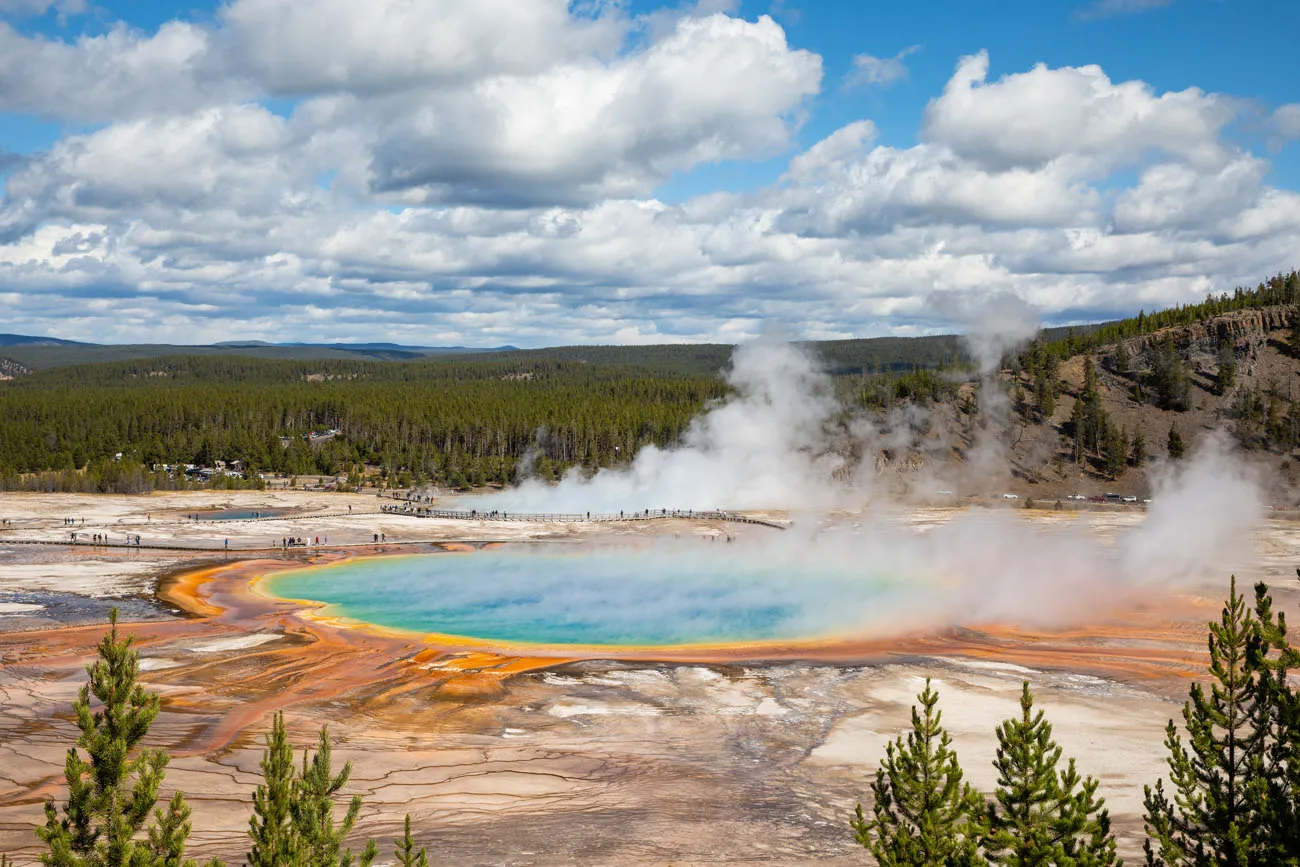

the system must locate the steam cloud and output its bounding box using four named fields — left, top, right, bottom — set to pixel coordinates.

left=455, top=439, right=1264, bottom=642
left=476, top=313, right=1051, bottom=512
left=475, top=334, right=845, bottom=513
left=458, top=328, right=1266, bottom=632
